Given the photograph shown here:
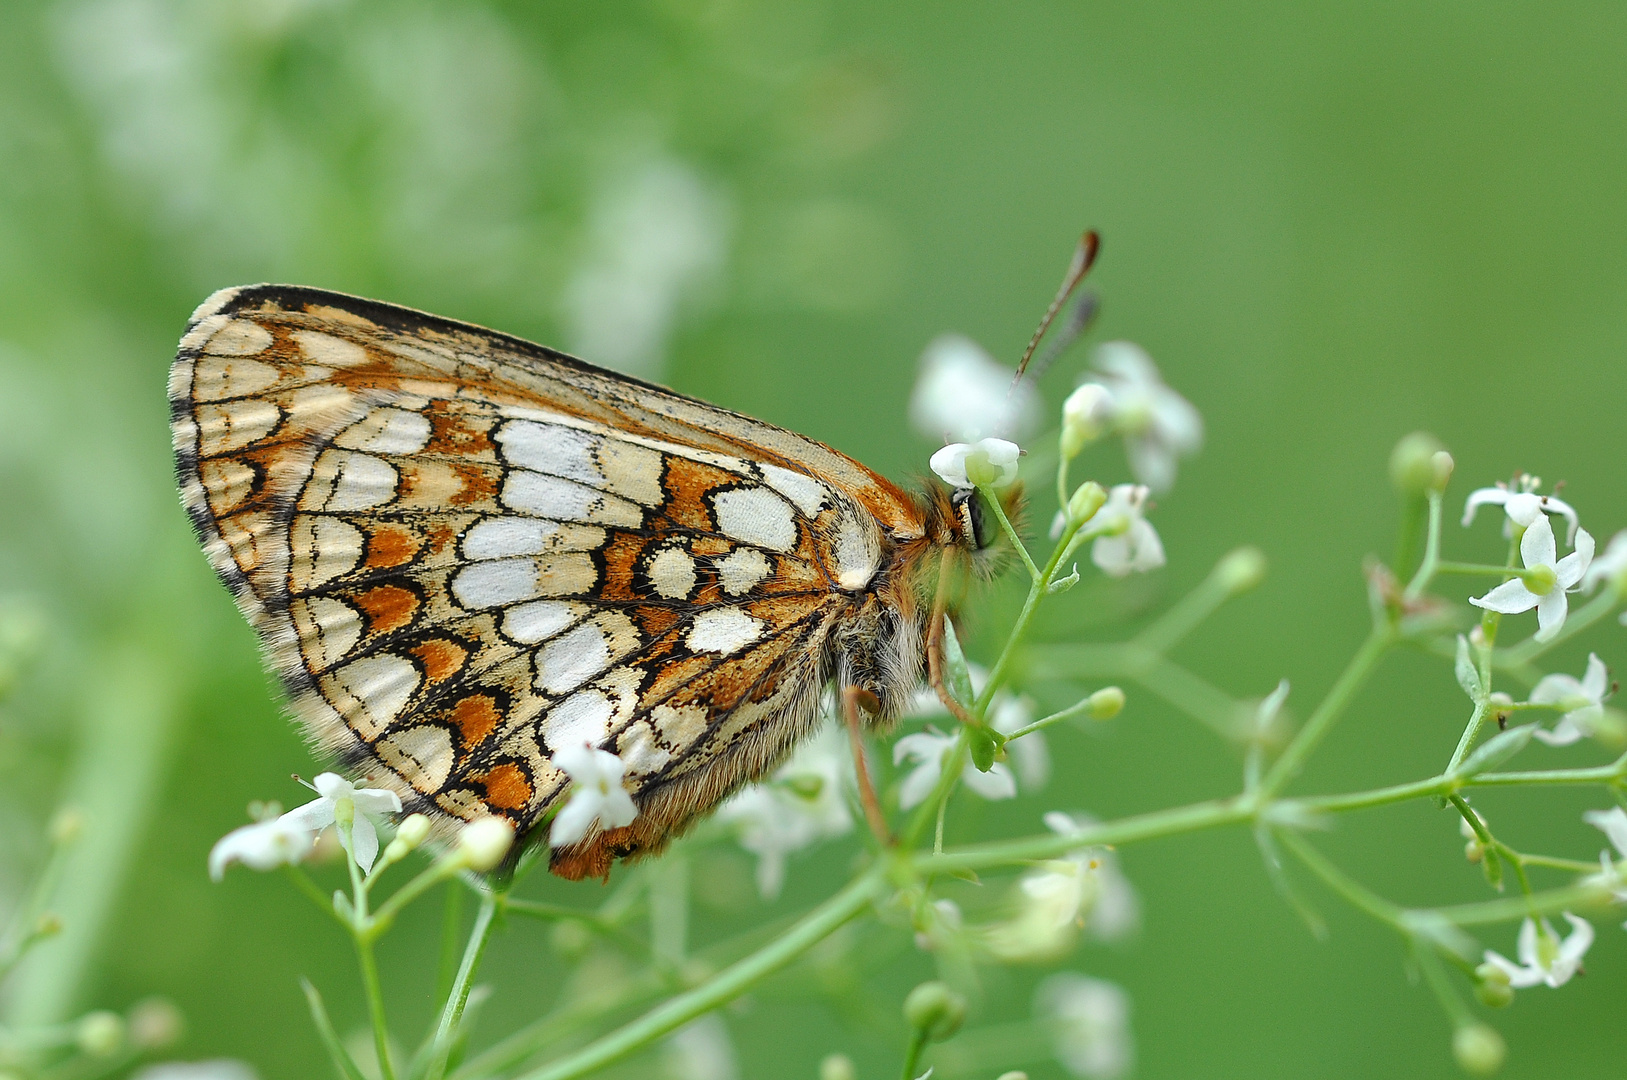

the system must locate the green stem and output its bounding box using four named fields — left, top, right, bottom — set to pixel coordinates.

left=1402, top=492, right=1443, bottom=601
left=1275, top=828, right=1407, bottom=928
left=420, top=890, right=501, bottom=1080
left=511, top=870, right=888, bottom=1080
left=975, top=520, right=1076, bottom=715
left=1003, top=695, right=1099, bottom=741
left=1445, top=702, right=1491, bottom=776
left=1259, top=629, right=1392, bottom=797
left=979, top=483, right=1042, bottom=583
left=1414, top=943, right=1474, bottom=1027
left=1130, top=554, right=1238, bottom=655
left=355, top=935, right=396, bottom=1080
left=900, top=1029, right=930, bottom=1080
left=302, top=978, right=371, bottom=1080
left=370, top=860, right=465, bottom=939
